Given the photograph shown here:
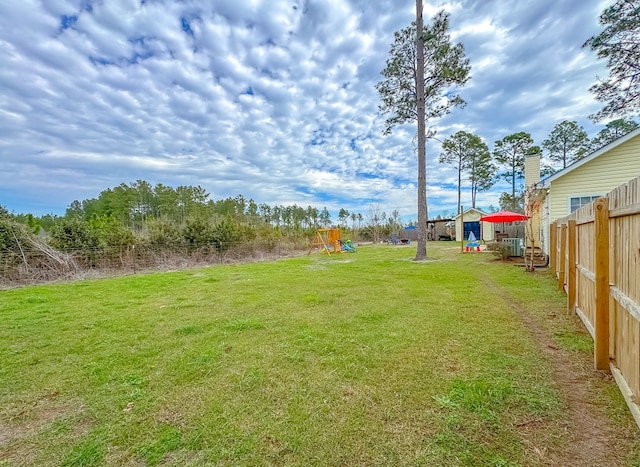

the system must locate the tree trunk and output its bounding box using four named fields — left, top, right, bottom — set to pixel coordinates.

left=512, top=155, right=516, bottom=199
left=457, top=162, right=462, bottom=215
left=415, top=0, right=427, bottom=260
